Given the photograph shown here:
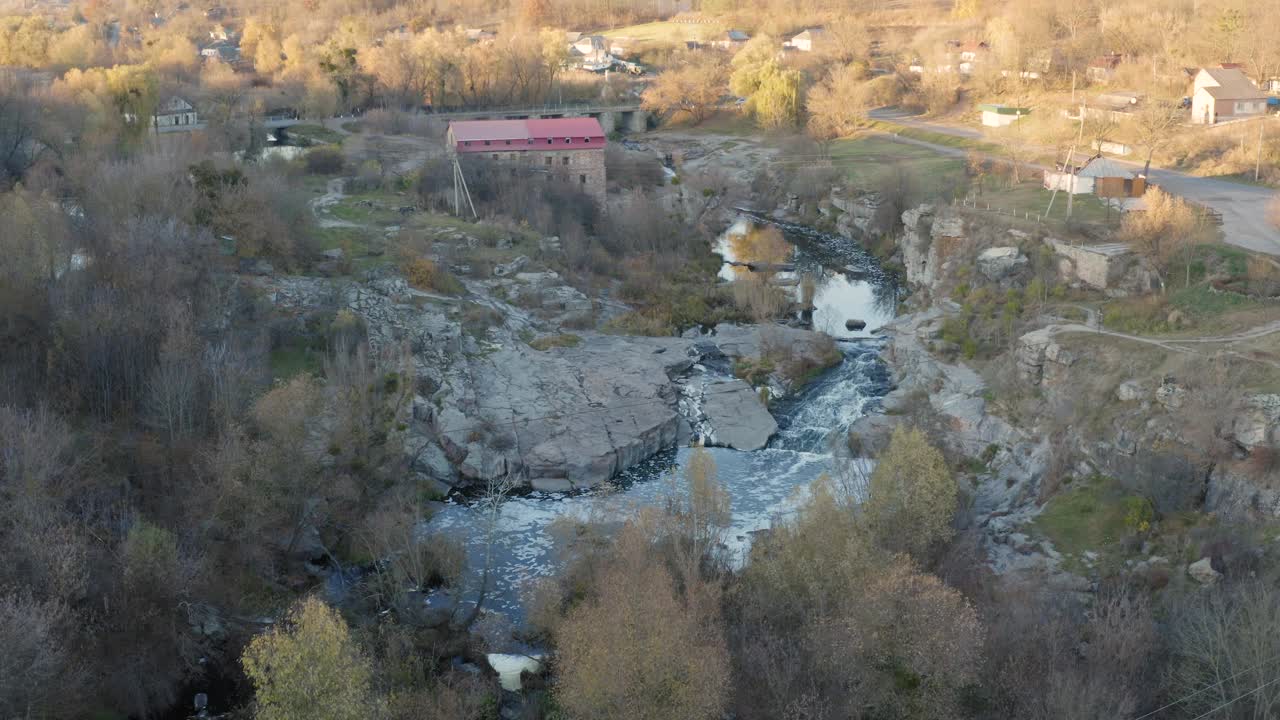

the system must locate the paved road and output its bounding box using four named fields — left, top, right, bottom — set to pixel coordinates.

left=868, top=108, right=1280, bottom=256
